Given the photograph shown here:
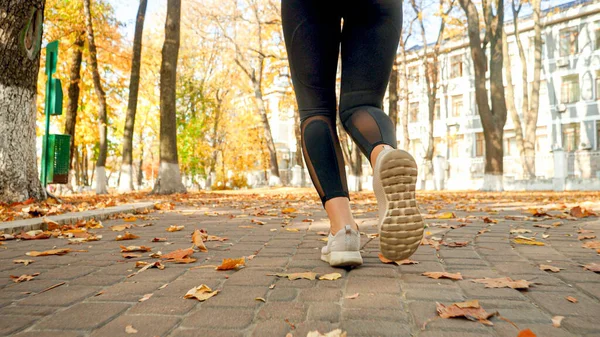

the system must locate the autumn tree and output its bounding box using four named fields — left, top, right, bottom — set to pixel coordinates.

left=205, top=0, right=283, bottom=185
left=503, top=0, right=542, bottom=179
left=83, top=0, right=109, bottom=194
left=0, top=0, right=46, bottom=203
left=119, top=0, right=148, bottom=193
left=152, top=0, right=186, bottom=194
left=458, top=0, right=508, bottom=190
left=410, top=0, right=455, bottom=181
